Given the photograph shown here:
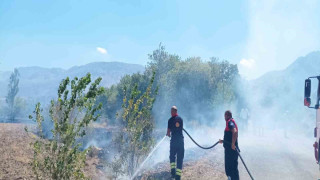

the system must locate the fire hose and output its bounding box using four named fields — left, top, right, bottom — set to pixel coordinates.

left=183, top=128, right=254, bottom=180
left=182, top=128, right=219, bottom=149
